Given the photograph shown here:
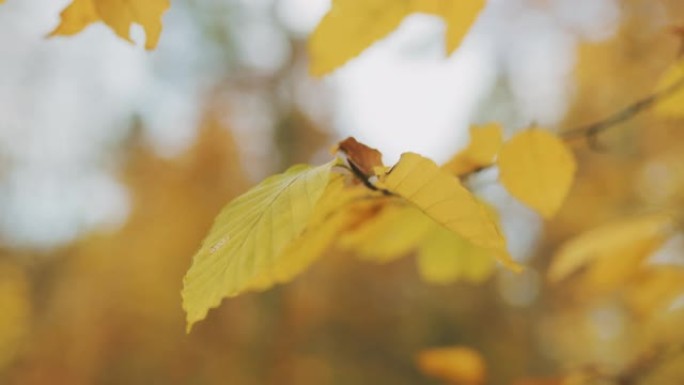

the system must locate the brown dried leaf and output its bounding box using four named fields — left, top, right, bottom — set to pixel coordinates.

left=335, top=137, right=385, bottom=178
